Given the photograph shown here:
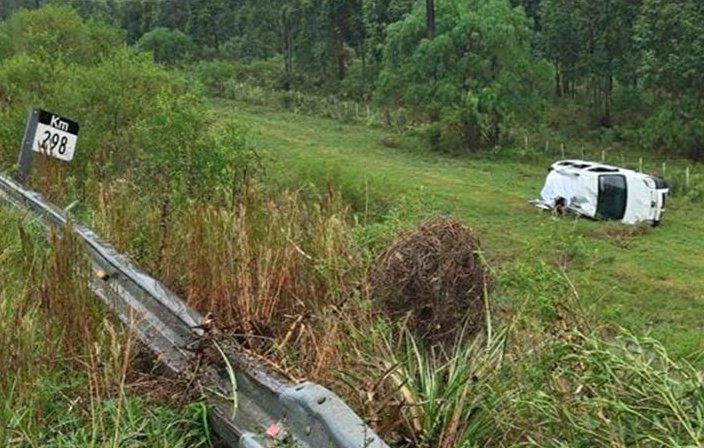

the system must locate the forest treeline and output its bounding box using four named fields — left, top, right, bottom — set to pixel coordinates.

left=1, top=0, right=703, bottom=157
